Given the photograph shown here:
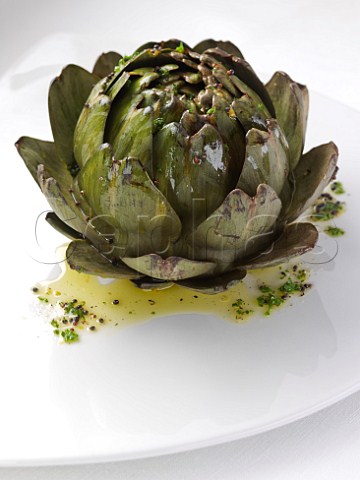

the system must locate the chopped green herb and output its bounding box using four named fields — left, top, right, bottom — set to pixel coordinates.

left=61, top=329, right=79, bottom=344
left=312, top=193, right=344, bottom=221
left=259, top=285, right=272, bottom=293
left=153, top=117, right=165, bottom=131
left=232, top=298, right=253, bottom=318
left=279, top=278, right=302, bottom=293
left=325, top=226, right=345, bottom=237
left=257, top=102, right=264, bottom=111
left=53, top=329, right=60, bottom=336
left=296, top=269, right=307, bottom=282
left=330, top=181, right=345, bottom=195
left=257, top=289, right=284, bottom=316
left=175, top=42, right=185, bottom=53
left=114, top=52, right=139, bottom=72
left=206, top=107, right=216, bottom=115
left=38, top=296, right=49, bottom=303
left=50, top=319, right=59, bottom=328
left=158, top=67, right=169, bottom=77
